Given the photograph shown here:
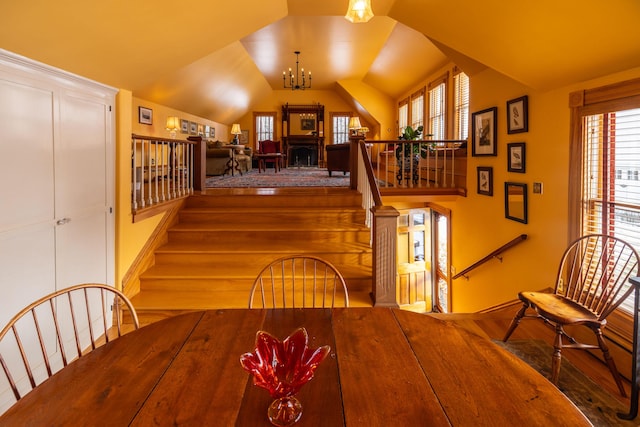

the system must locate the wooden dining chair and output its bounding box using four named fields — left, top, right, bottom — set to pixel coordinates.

left=503, top=234, right=639, bottom=396
left=0, top=283, right=140, bottom=403
left=249, top=255, right=350, bottom=308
